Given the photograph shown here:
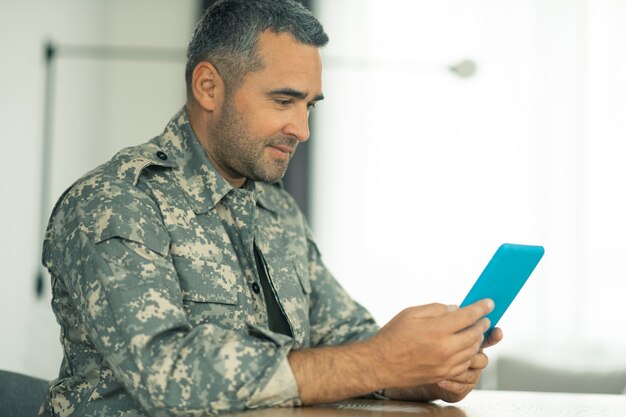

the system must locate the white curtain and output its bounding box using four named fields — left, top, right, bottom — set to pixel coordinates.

left=312, top=0, right=626, bottom=366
